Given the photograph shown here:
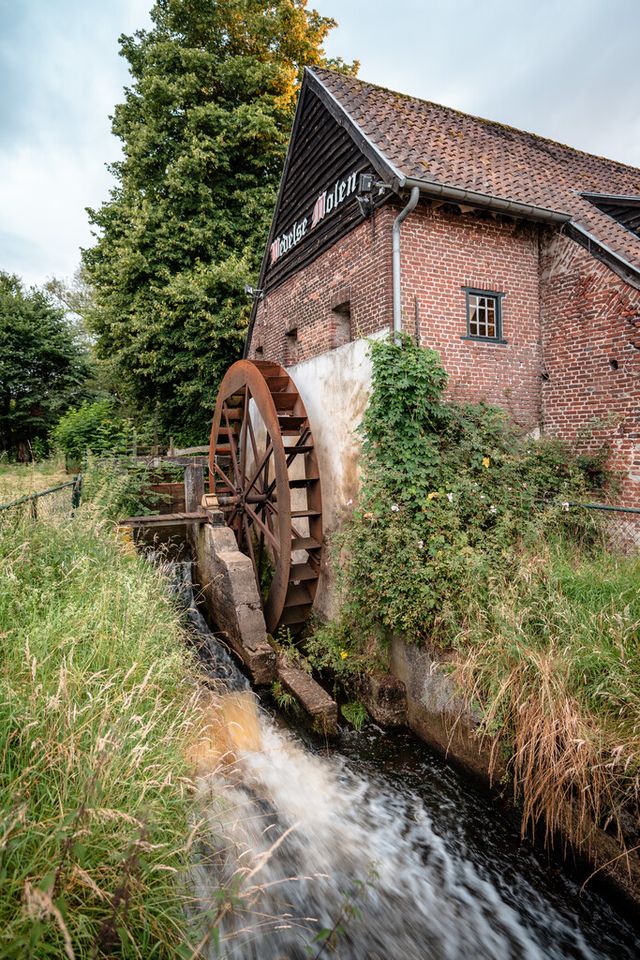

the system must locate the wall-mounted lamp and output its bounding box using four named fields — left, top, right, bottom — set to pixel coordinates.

left=356, top=173, right=391, bottom=217
left=244, top=284, right=264, bottom=300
